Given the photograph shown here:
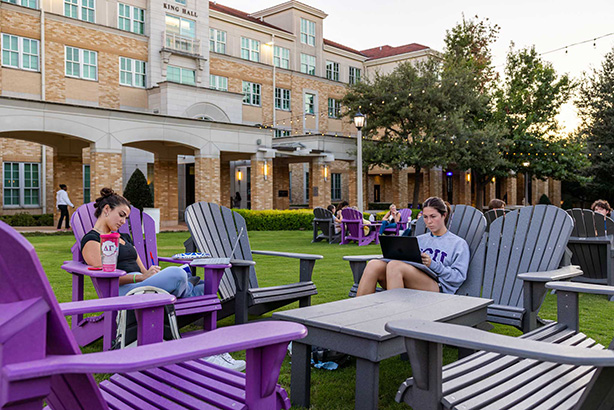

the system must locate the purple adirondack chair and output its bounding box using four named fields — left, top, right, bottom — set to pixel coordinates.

left=0, top=220, right=307, bottom=409
left=382, top=208, right=413, bottom=235
left=63, top=203, right=223, bottom=350
left=340, top=208, right=379, bottom=246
